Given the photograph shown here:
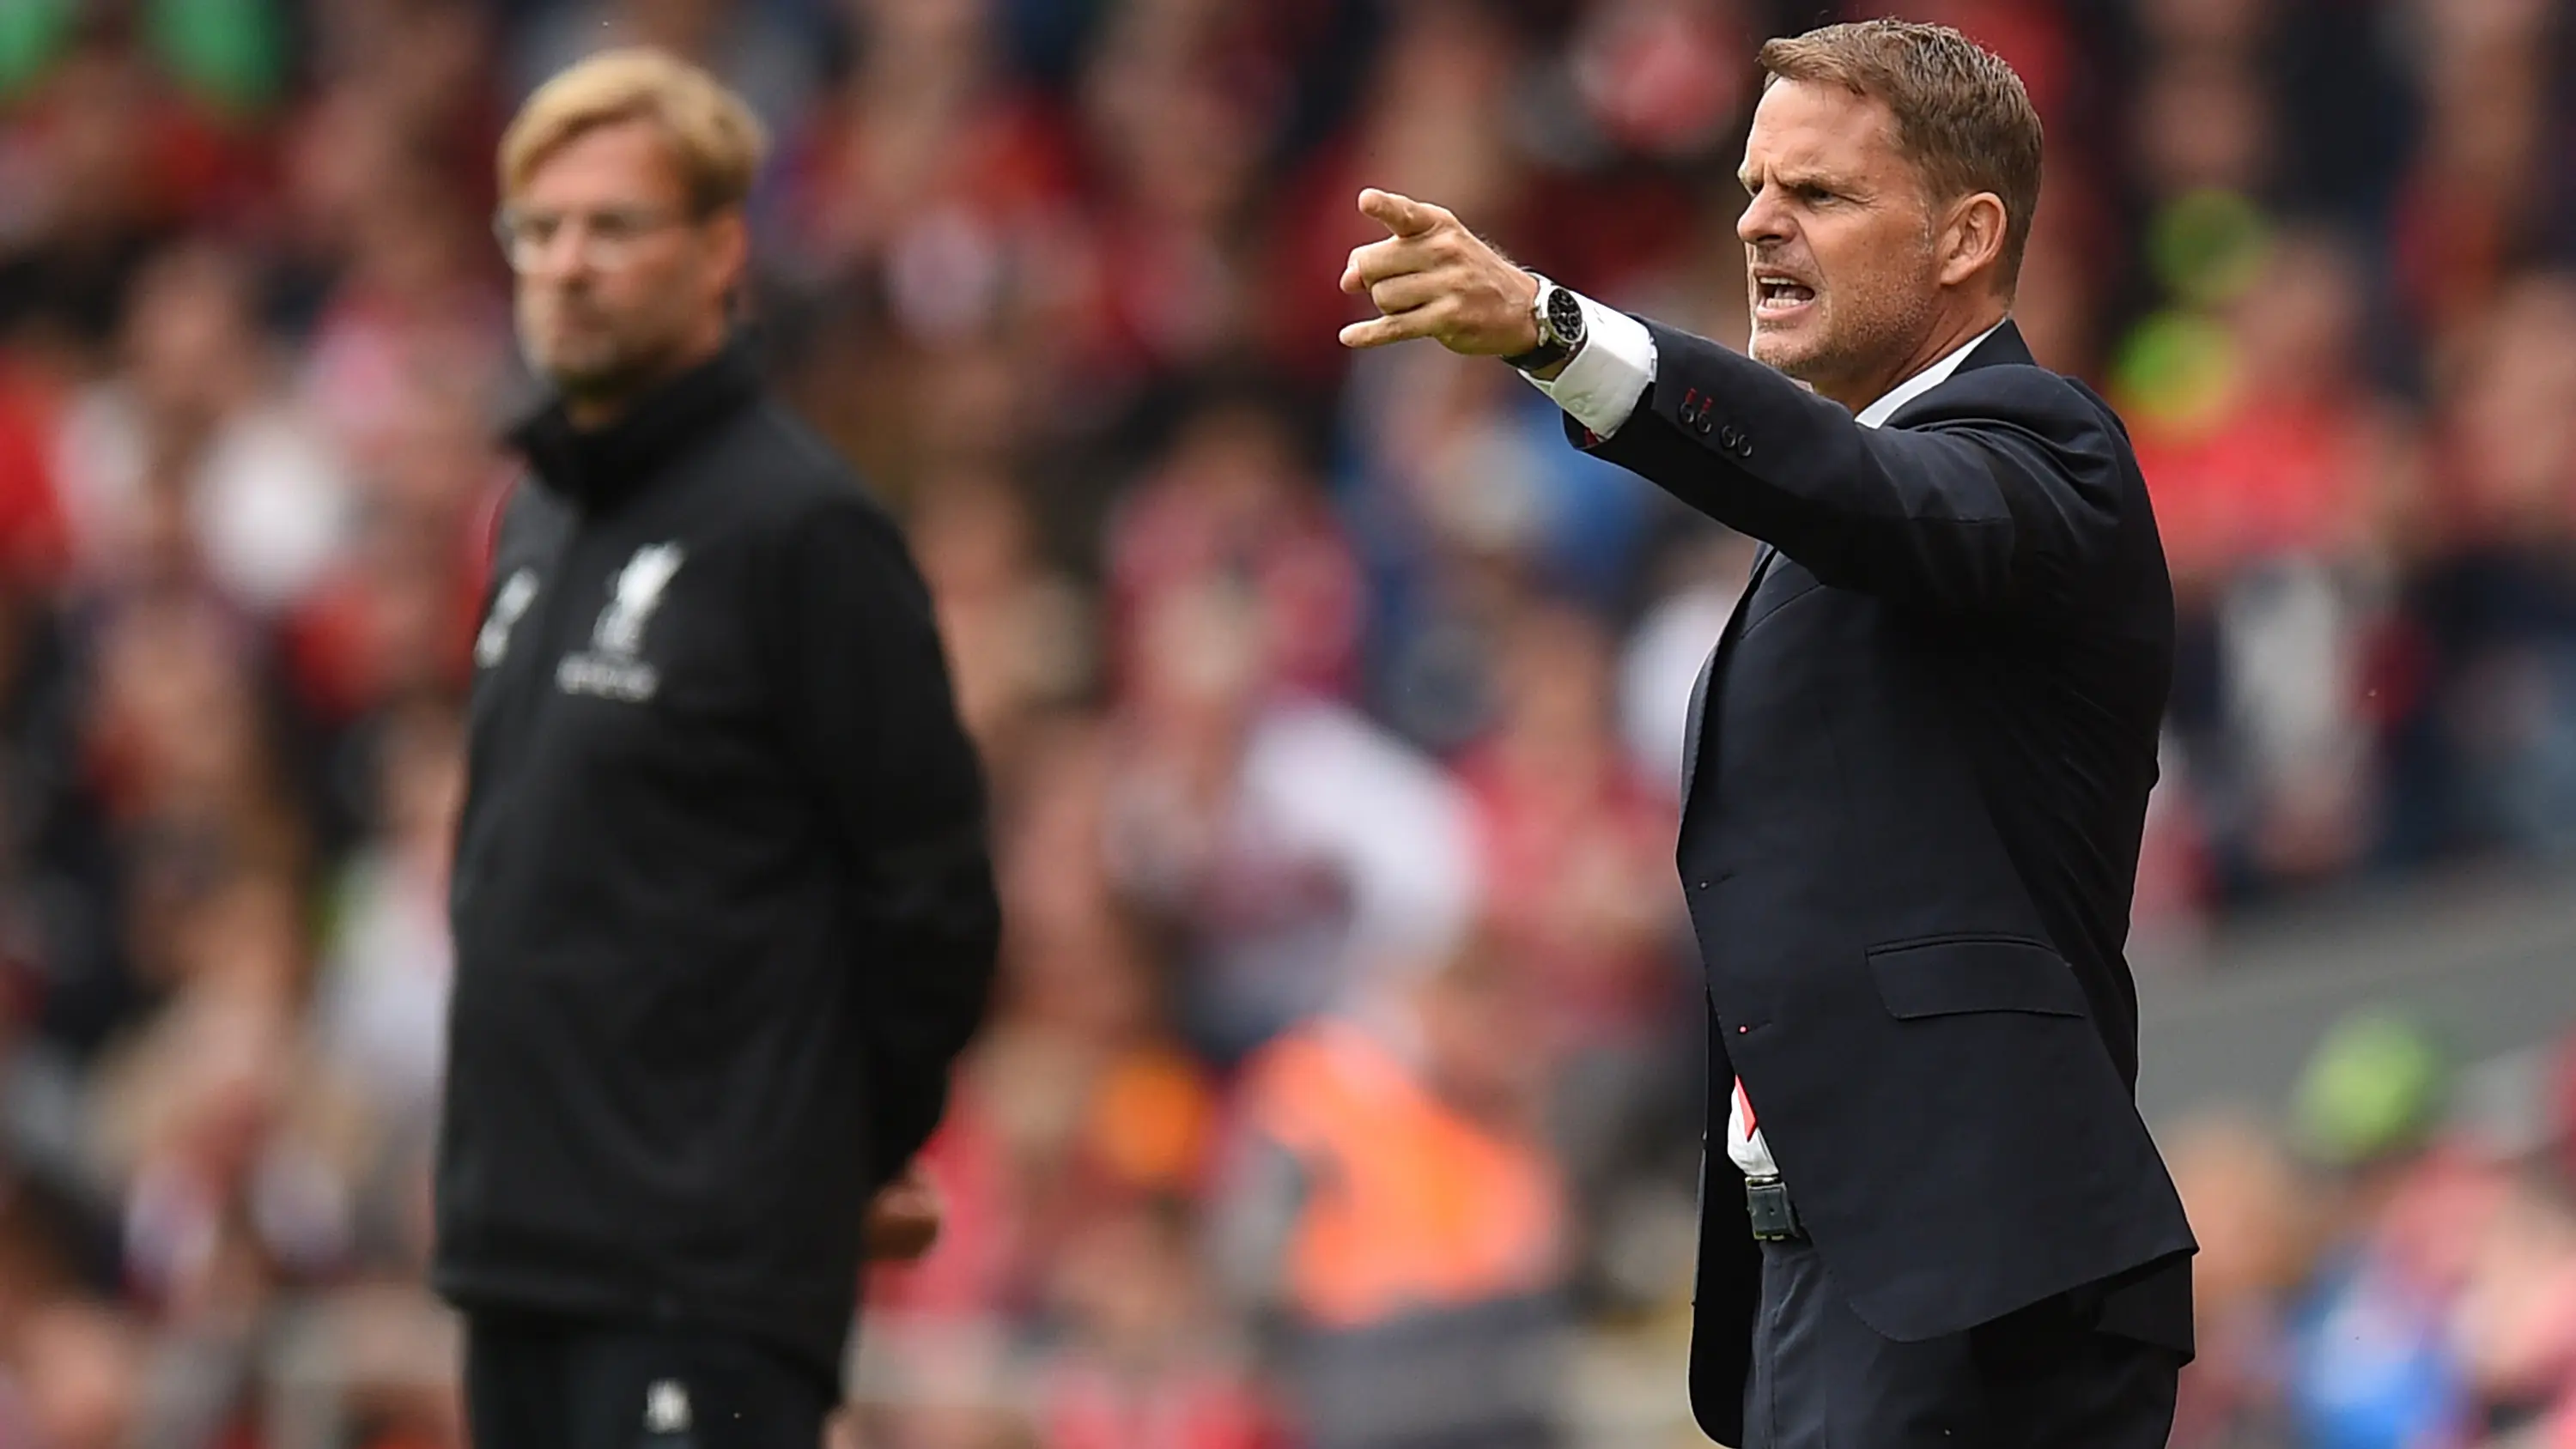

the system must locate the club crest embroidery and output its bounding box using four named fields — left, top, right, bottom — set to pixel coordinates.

left=558, top=543, right=683, bottom=701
